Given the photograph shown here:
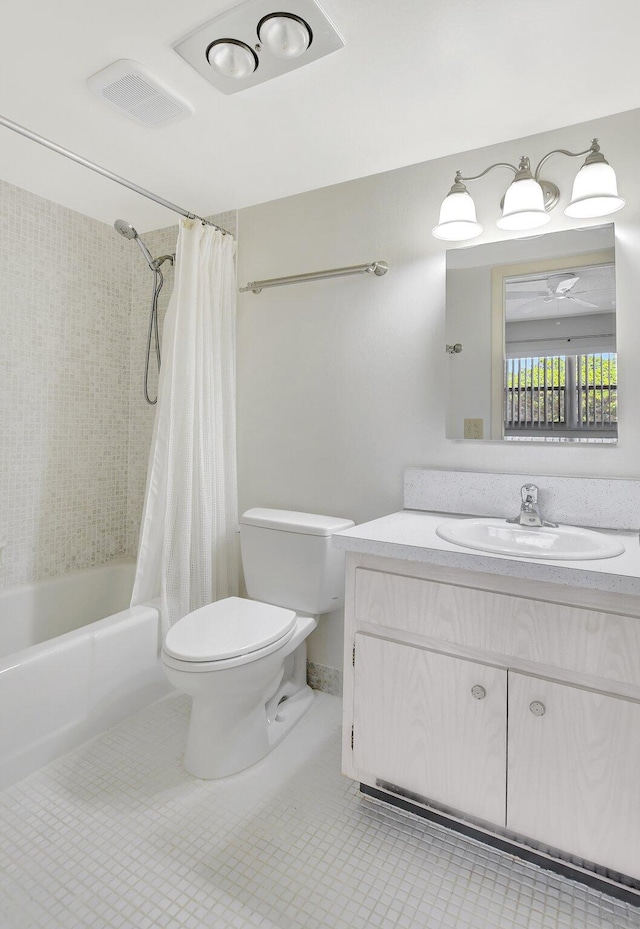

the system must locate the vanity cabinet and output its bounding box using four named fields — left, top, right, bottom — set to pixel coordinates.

left=507, top=671, right=640, bottom=878
left=343, top=553, right=640, bottom=882
left=353, top=634, right=507, bottom=825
